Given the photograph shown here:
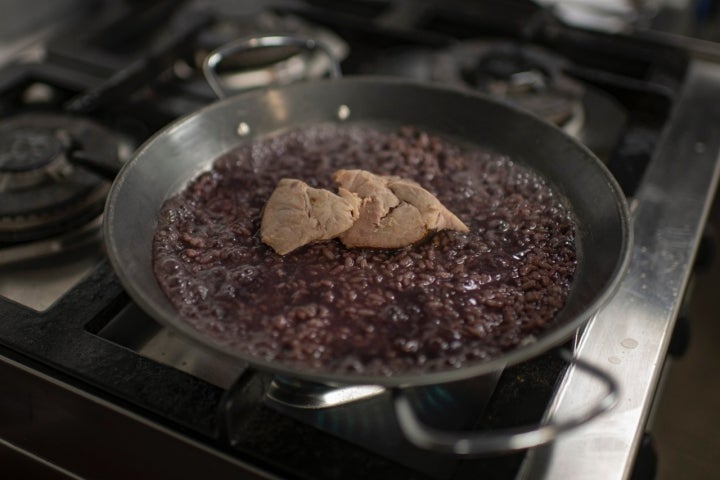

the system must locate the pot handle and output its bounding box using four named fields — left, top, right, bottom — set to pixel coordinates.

left=393, top=349, right=618, bottom=455
left=202, top=35, right=342, bottom=99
